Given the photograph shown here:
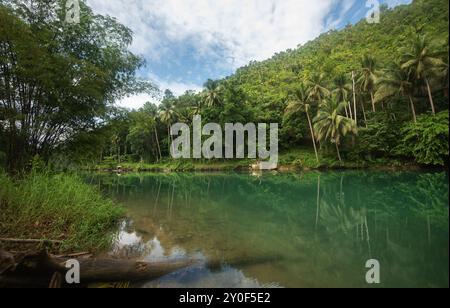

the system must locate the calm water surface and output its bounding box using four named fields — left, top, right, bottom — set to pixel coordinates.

left=88, top=171, right=449, bottom=288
